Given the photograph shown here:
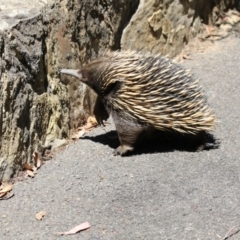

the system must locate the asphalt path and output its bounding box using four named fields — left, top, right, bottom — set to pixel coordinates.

left=1, top=36, right=240, bottom=240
